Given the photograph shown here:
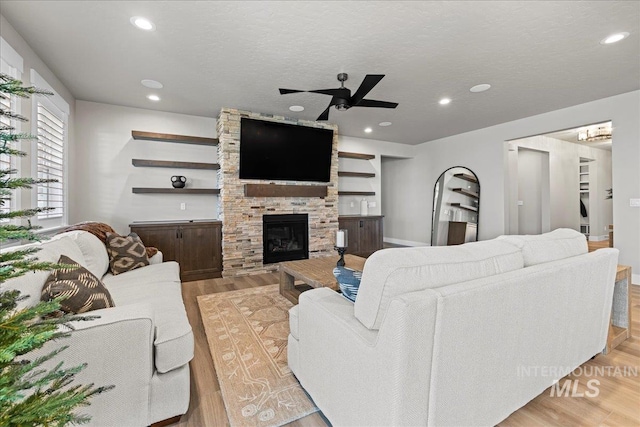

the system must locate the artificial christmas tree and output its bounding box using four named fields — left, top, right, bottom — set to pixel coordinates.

left=0, top=73, right=109, bottom=426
